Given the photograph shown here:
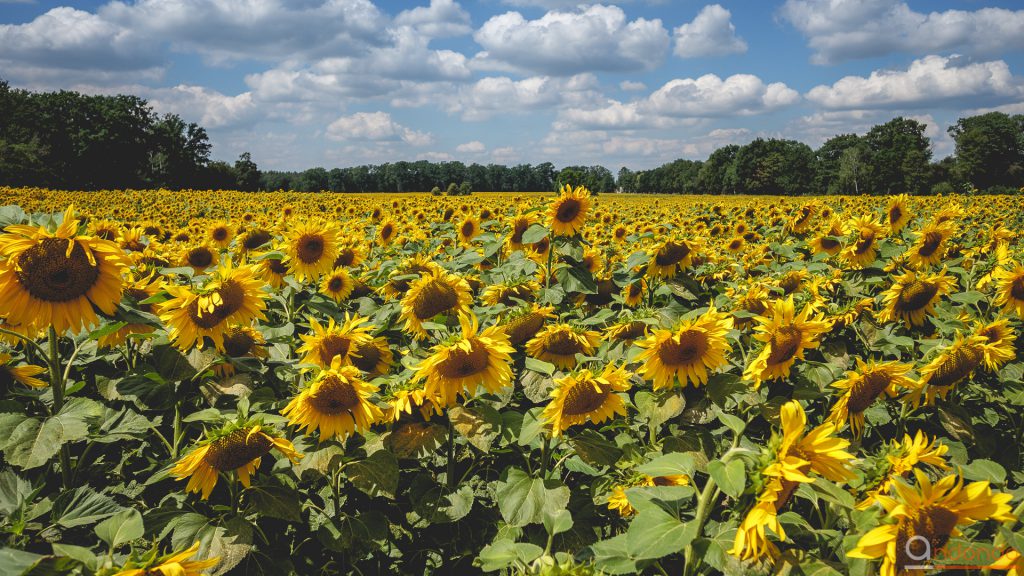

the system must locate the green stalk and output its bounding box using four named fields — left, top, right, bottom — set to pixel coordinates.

left=47, top=326, right=72, bottom=490
left=683, top=431, right=743, bottom=576
left=446, top=416, right=456, bottom=491
left=545, top=234, right=554, bottom=290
